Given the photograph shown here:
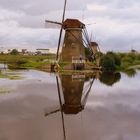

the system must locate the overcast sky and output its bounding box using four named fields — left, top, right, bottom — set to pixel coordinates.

left=0, top=0, right=140, bottom=52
